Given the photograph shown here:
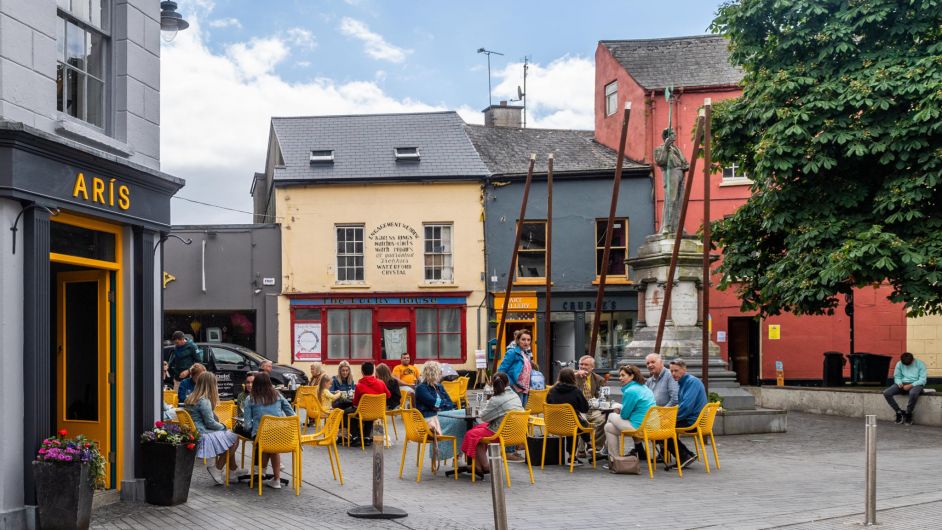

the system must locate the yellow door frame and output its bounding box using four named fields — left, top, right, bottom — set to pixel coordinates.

left=50, top=211, right=123, bottom=490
